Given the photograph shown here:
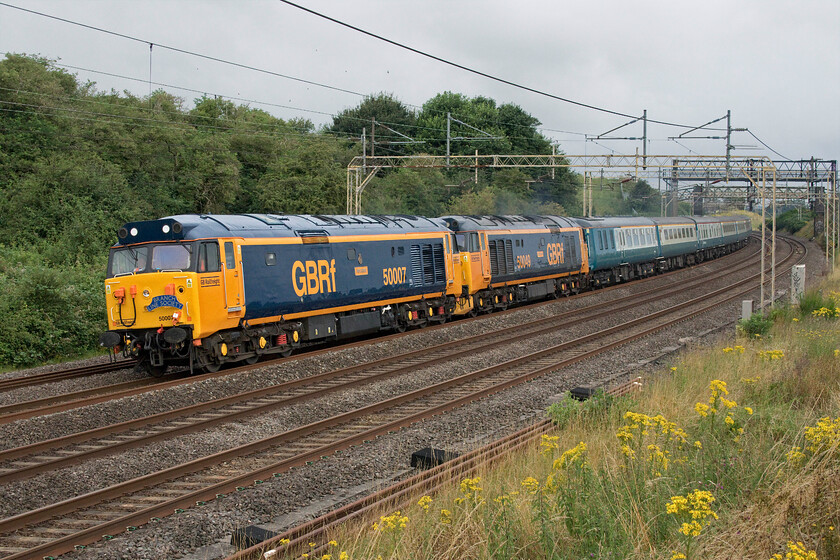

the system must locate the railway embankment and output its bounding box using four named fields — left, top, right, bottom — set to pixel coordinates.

left=284, top=271, right=840, bottom=560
